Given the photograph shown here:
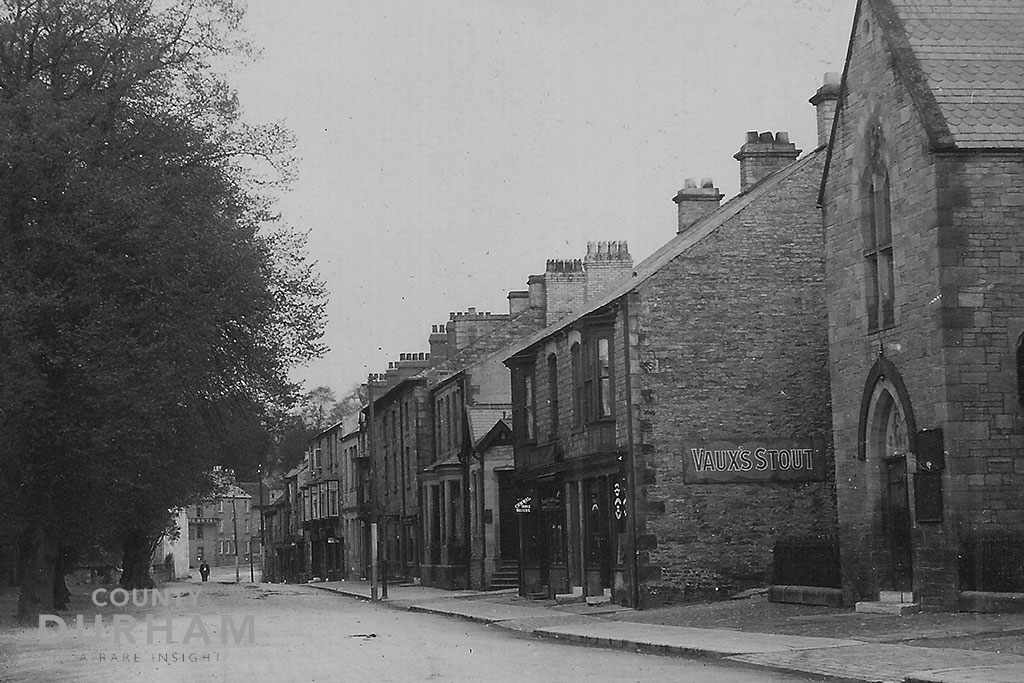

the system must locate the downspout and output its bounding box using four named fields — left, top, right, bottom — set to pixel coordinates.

left=460, top=388, right=472, bottom=588
left=400, top=400, right=407, bottom=580
left=620, top=295, right=642, bottom=609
